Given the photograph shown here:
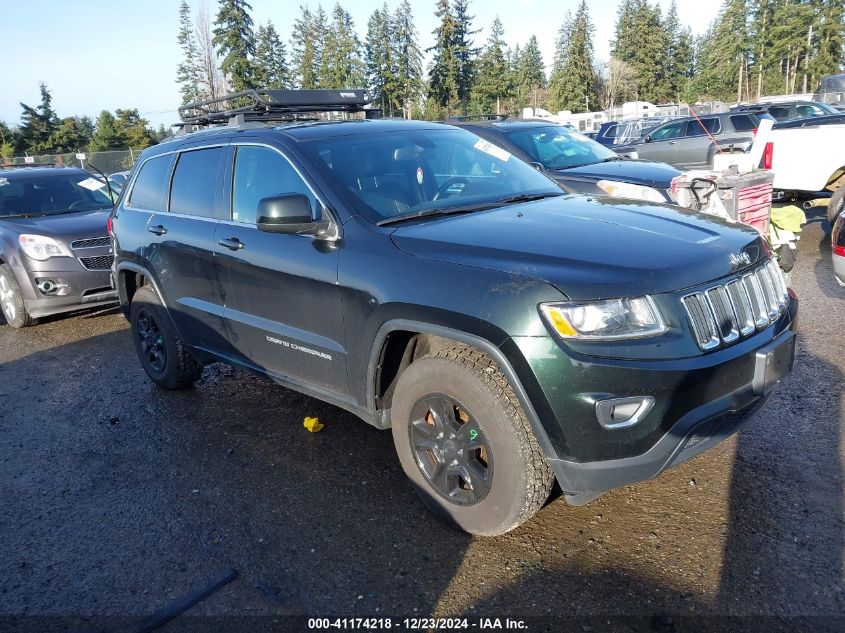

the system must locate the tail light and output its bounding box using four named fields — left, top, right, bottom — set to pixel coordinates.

left=833, top=213, right=845, bottom=256
left=762, top=142, right=774, bottom=169
left=107, top=214, right=113, bottom=236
